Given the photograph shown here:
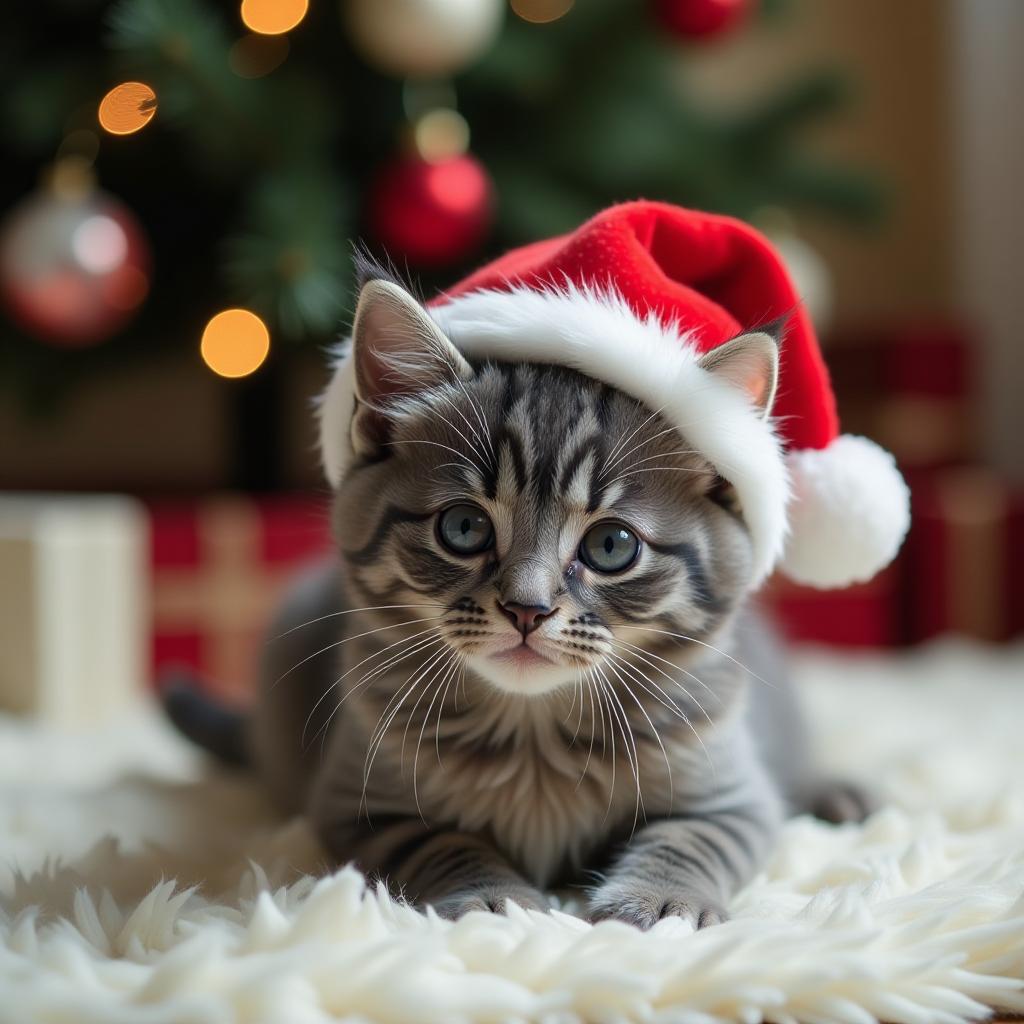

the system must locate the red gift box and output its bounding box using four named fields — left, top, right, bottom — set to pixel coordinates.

left=149, top=495, right=332, bottom=700
left=760, top=563, right=904, bottom=648
left=904, top=468, right=1024, bottom=643
left=827, top=323, right=978, bottom=471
